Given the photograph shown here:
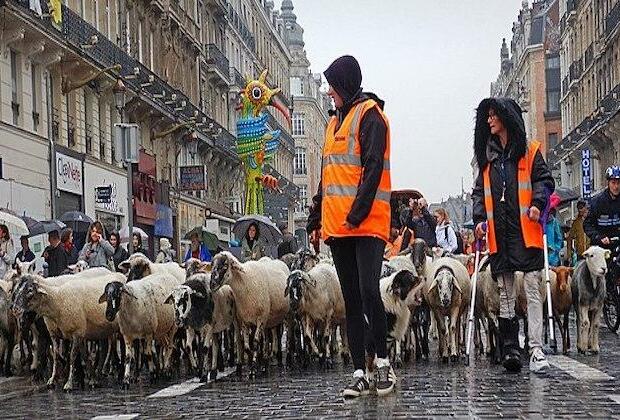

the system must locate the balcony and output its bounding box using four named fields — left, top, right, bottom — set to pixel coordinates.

left=606, top=1, right=620, bottom=38
left=205, top=43, right=230, bottom=84
left=204, top=0, right=227, bottom=19
left=569, top=58, right=583, bottom=82
left=231, top=67, right=246, bottom=88
left=226, top=3, right=255, bottom=52
left=152, top=0, right=201, bottom=51
left=584, top=43, right=594, bottom=69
